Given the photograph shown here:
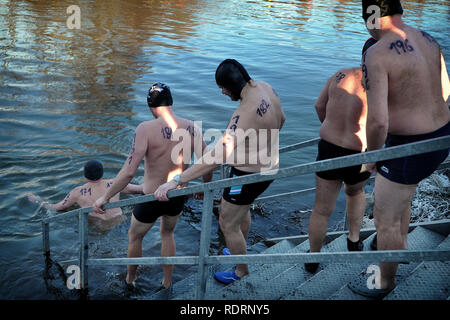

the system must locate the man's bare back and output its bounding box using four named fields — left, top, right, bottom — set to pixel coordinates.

left=364, top=24, right=449, bottom=135
left=132, top=115, right=200, bottom=194
left=317, top=68, right=367, bottom=151
left=225, top=80, right=285, bottom=173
